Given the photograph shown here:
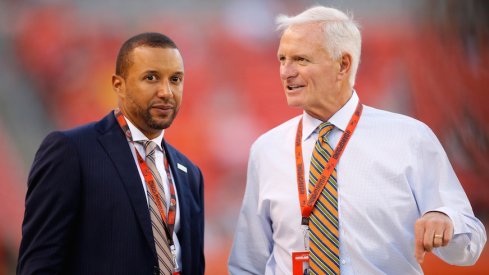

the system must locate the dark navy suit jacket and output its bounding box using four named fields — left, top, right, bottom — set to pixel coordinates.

left=17, top=112, right=205, bottom=275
